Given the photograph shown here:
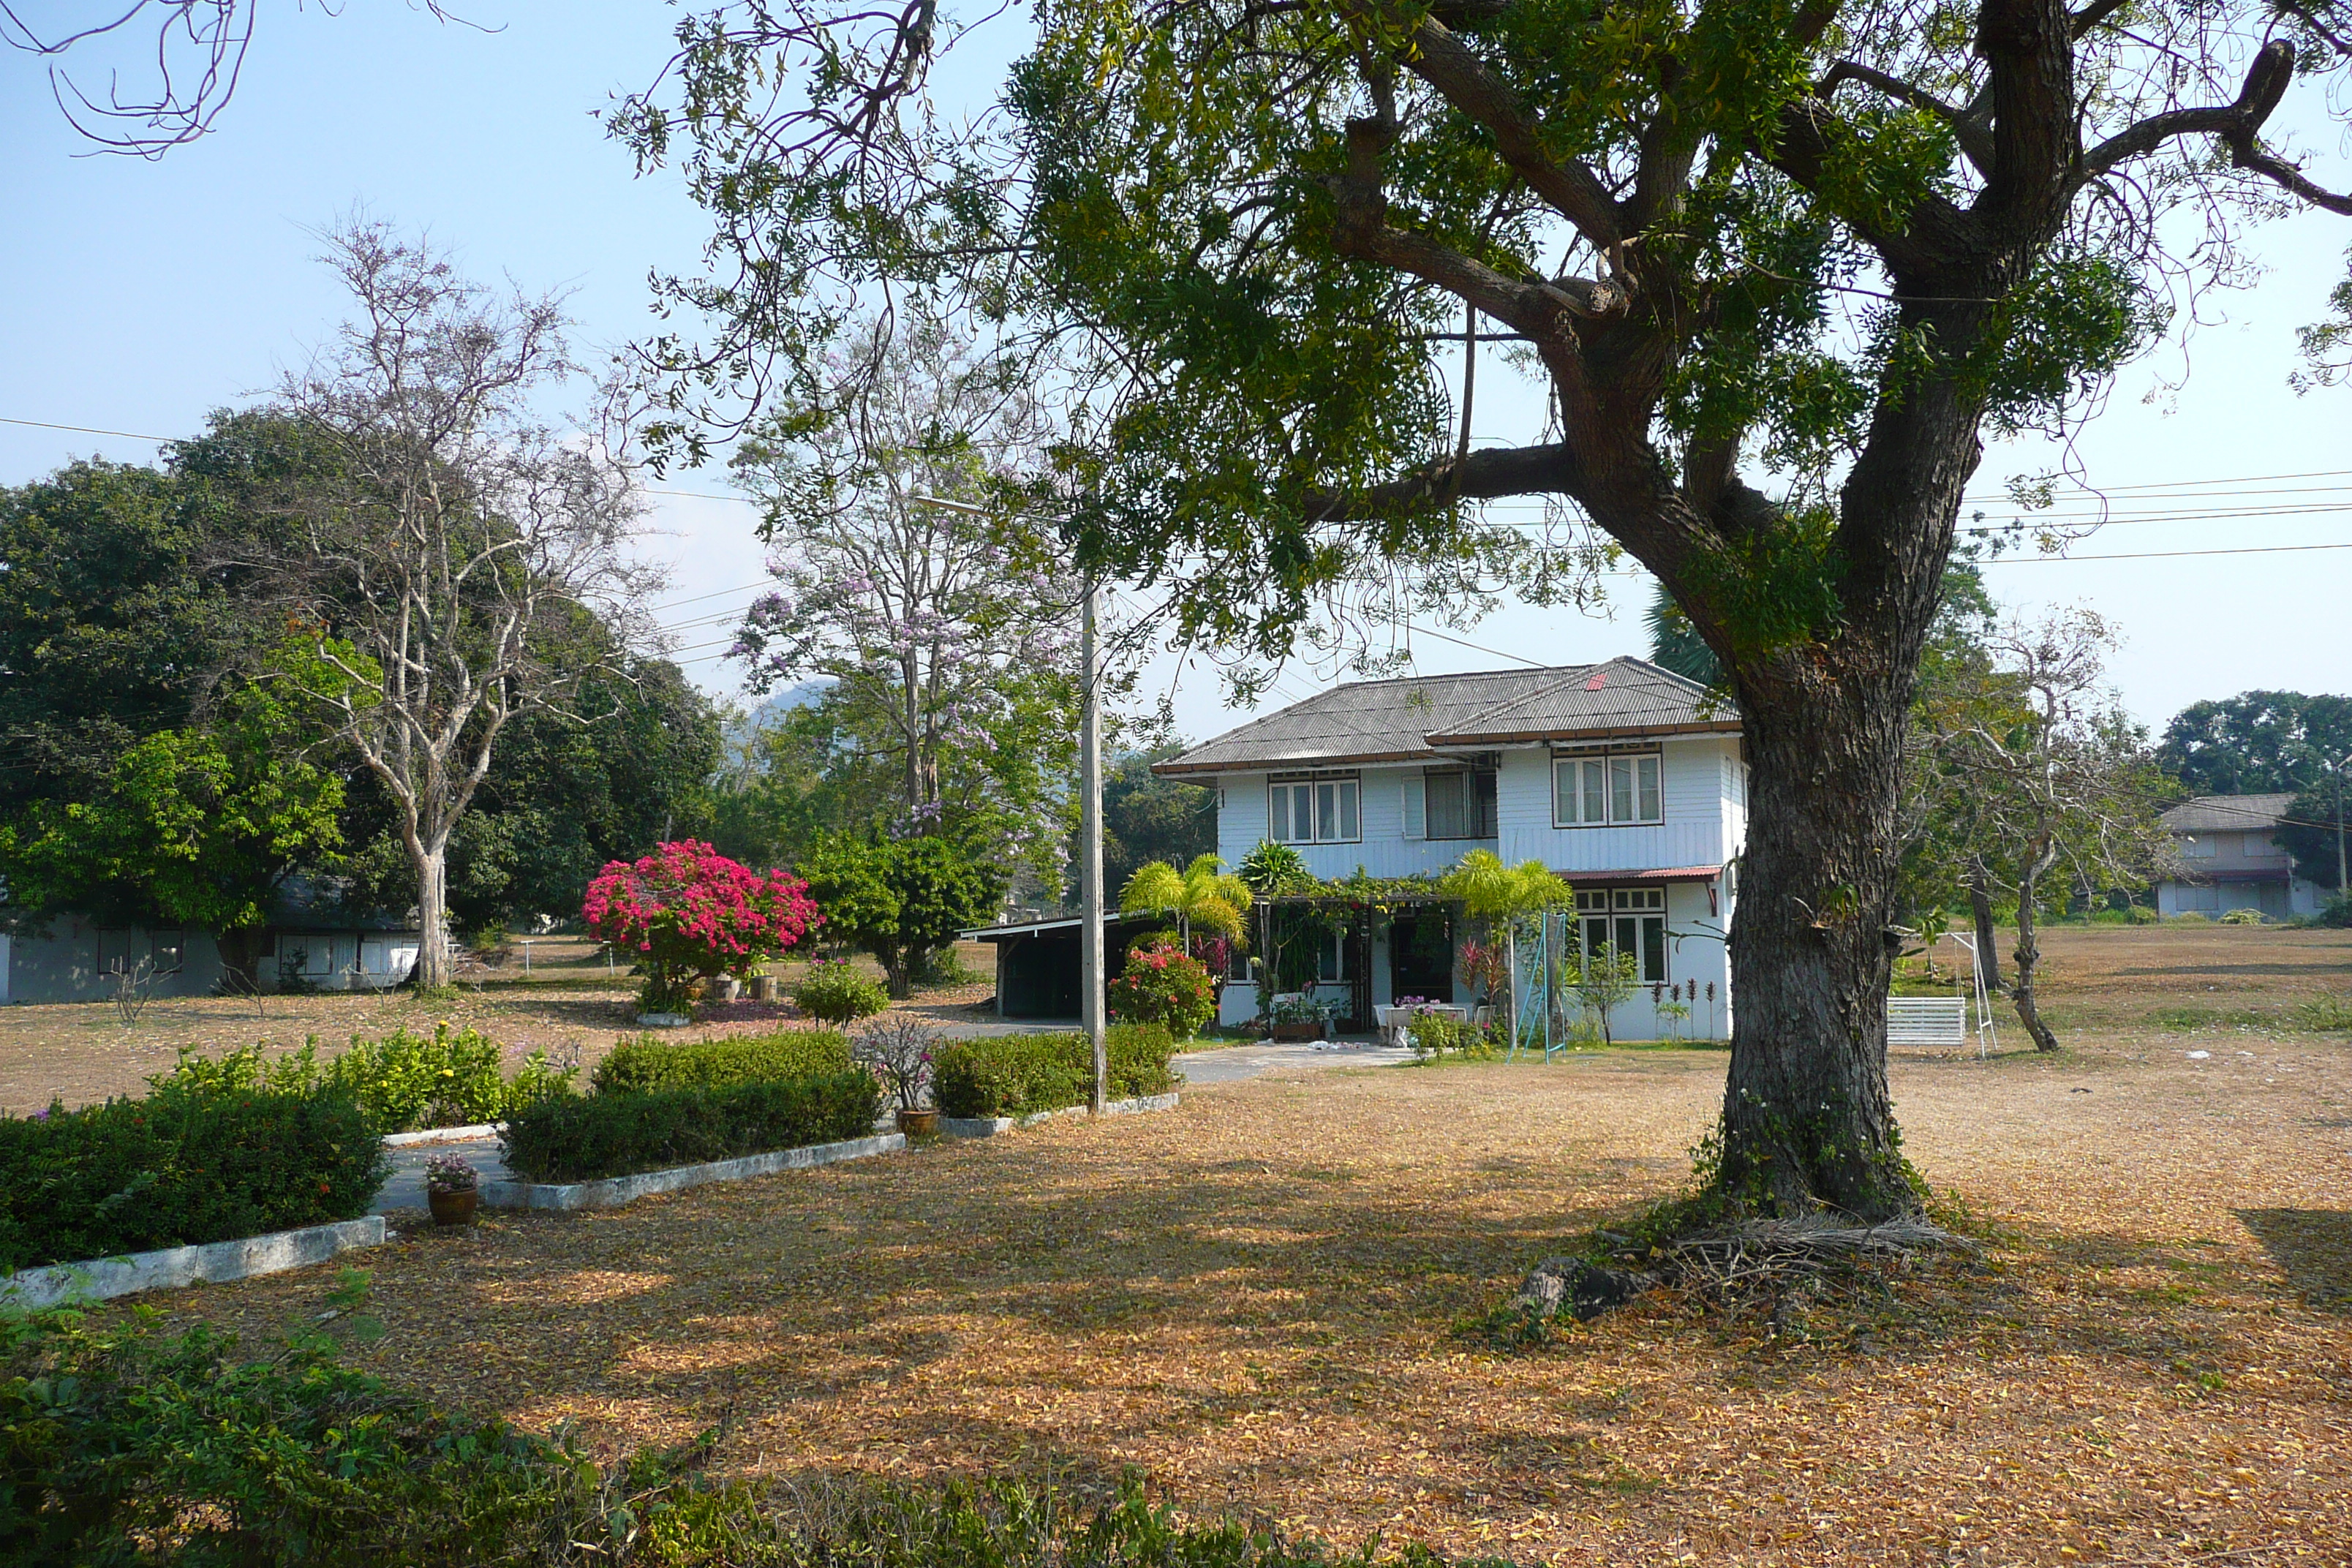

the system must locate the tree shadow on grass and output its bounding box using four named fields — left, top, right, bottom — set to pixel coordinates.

left=2236, top=1209, right=2352, bottom=1315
